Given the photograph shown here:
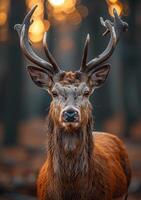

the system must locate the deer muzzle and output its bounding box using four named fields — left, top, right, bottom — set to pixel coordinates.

left=61, top=106, right=80, bottom=123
